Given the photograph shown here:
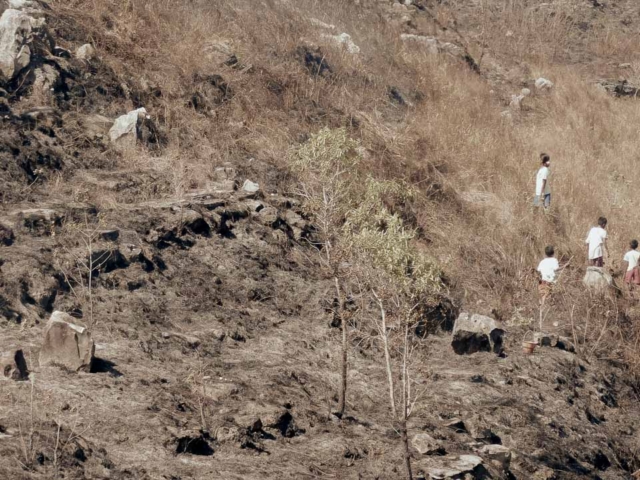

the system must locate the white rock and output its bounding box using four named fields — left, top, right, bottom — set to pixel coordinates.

left=521, top=88, right=531, bottom=96
left=322, top=32, right=360, bottom=54
left=242, top=179, right=260, bottom=193
left=535, top=77, right=554, bottom=90
left=0, top=9, right=44, bottom=80
left=8, top=0, right=39, bottom=8
left=76, top=43, right=96, bottom=61
left=109, top=107, right=147, bottom=145
left=400, top=34, right=439, bottom=54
